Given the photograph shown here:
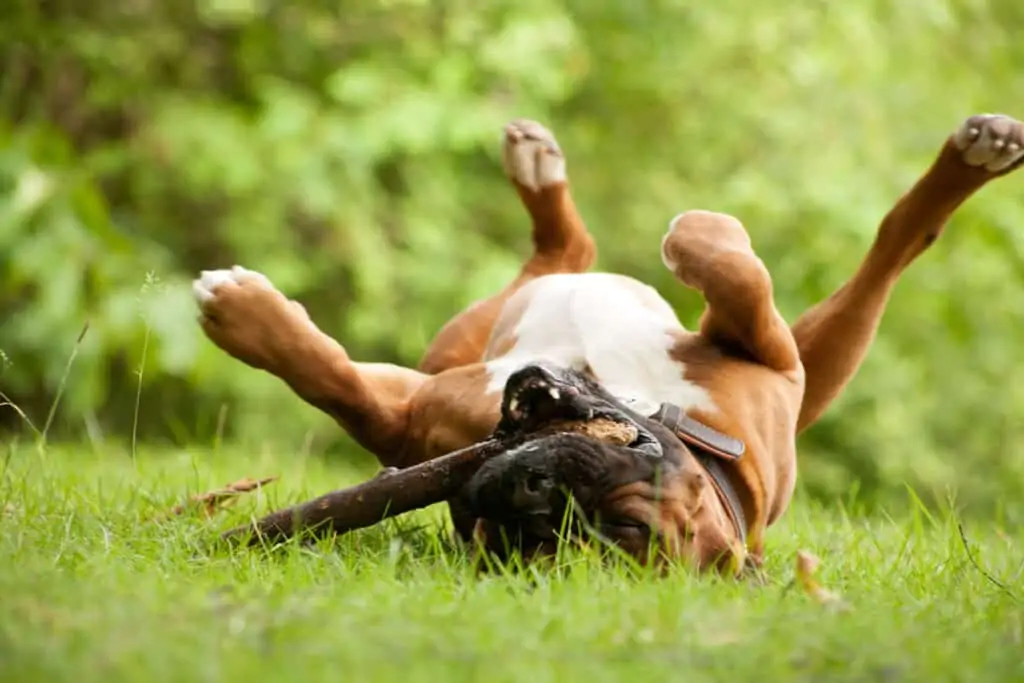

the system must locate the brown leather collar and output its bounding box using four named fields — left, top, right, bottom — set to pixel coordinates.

left=650, top=403, right=747, bottom=546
